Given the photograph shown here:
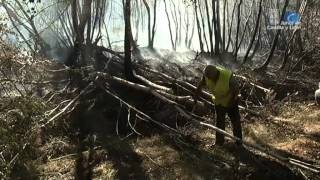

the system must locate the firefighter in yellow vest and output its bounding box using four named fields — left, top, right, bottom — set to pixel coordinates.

left=194, top=65, right=242, bottom=146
